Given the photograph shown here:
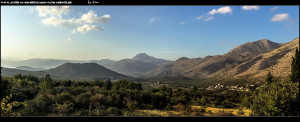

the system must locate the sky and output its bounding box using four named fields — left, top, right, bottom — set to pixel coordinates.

left=1, top=6, right=299, bottom=61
